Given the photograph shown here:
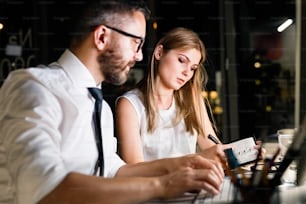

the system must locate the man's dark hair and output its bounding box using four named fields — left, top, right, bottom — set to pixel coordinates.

left=69, top=0, right=150, bottom=48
